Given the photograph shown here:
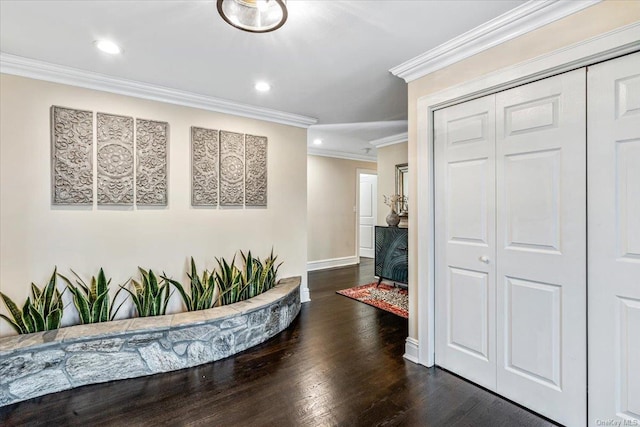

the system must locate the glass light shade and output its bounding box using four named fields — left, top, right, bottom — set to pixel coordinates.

left=217, top=0, right=287, bottom=33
